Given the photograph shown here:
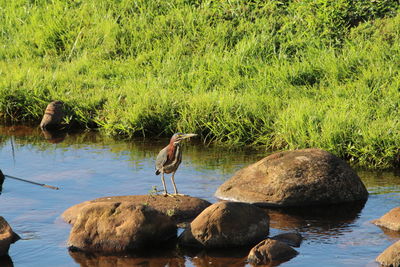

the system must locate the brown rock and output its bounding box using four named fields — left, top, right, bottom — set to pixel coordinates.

left=247, top=238, right=298, bottom=265
left=68, top=202, right=177, bottom=253
left=271, top=232, right=303, bottom=247
left=215, top=149, right=368, bottom=207
left=179, top=201, right=269, bottom=248
left=40, top=100, right=65, bottom=130
left=0, top=217, right=20, bottom=256
left=372, top=207, right=400, bottom=231
left=62, top=195, right=211, bottom=225
left=376, top=240, right=400, bottom=266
